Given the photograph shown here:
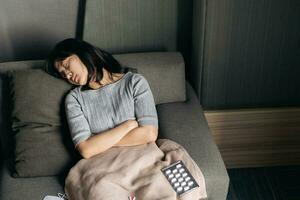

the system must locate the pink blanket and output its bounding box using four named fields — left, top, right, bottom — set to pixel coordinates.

left=64, top=139, right=207, bottom=200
